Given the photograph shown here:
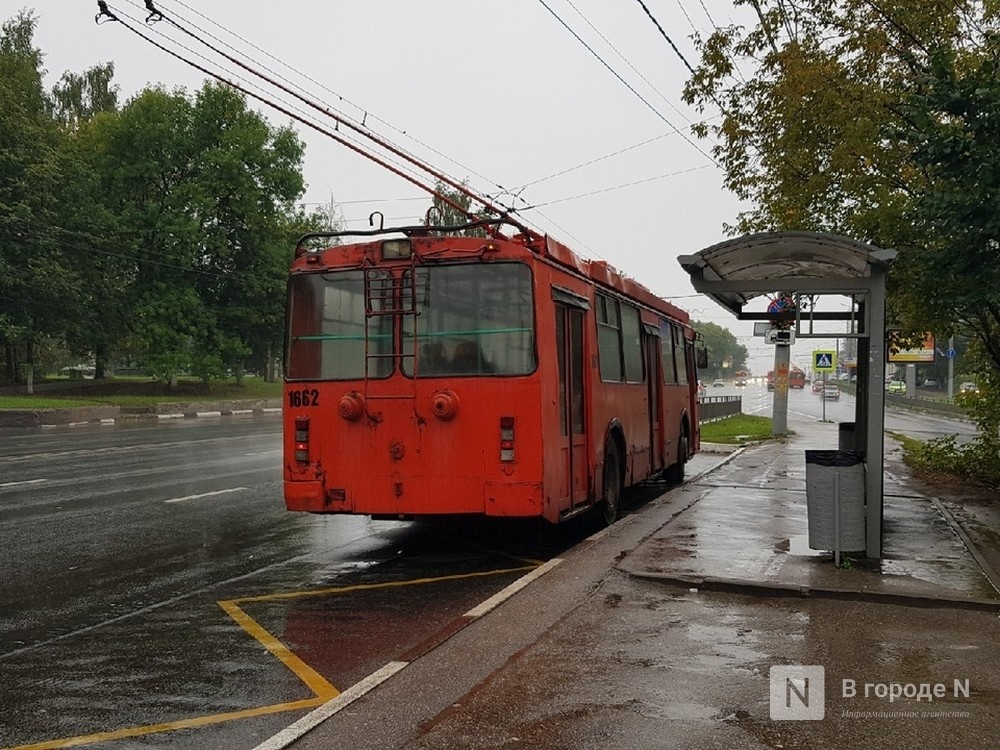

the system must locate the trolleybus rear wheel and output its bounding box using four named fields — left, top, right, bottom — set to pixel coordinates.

left=601, top=446, right=622, bottom=526
left=665, top=425, right=688, bottom=483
